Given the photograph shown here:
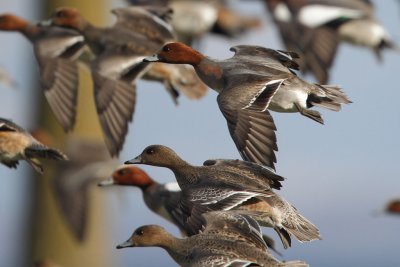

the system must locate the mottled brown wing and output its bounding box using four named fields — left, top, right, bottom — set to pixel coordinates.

left=203, top=159, right=283, bottom=190
left=202, top=211, right=268, bottom=251
left=92, top=72, right=136, bottom=157
left=40, top=58, right=79, bottom=132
